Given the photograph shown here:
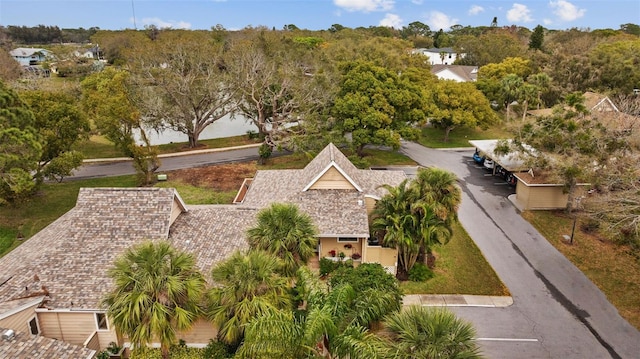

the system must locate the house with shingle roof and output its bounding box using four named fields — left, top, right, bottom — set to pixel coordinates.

left=0, top=326, right=96, bottom=359
left=430, top=64, right=478, bottom=82
left=0, top=143, right=405, bottom=353
left=9, top=47, right=53, bottom=66
left=412, top=47, right=465, bottom=65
